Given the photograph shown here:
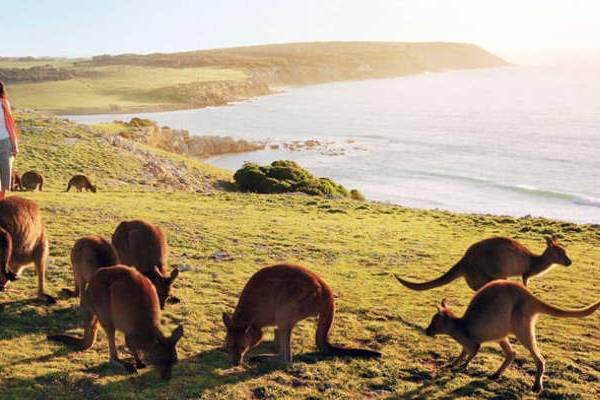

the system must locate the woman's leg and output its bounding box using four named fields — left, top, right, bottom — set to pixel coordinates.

left=0, top=140, right=11, bottom=200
